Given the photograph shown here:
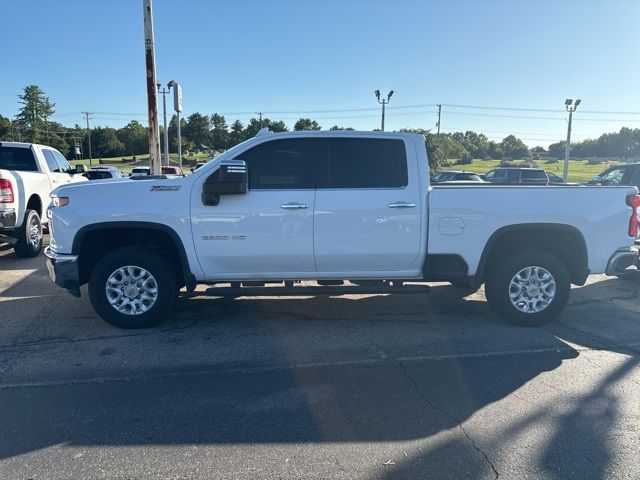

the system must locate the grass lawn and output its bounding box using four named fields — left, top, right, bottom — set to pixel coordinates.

left=453, top=159, right=620, bottom=183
